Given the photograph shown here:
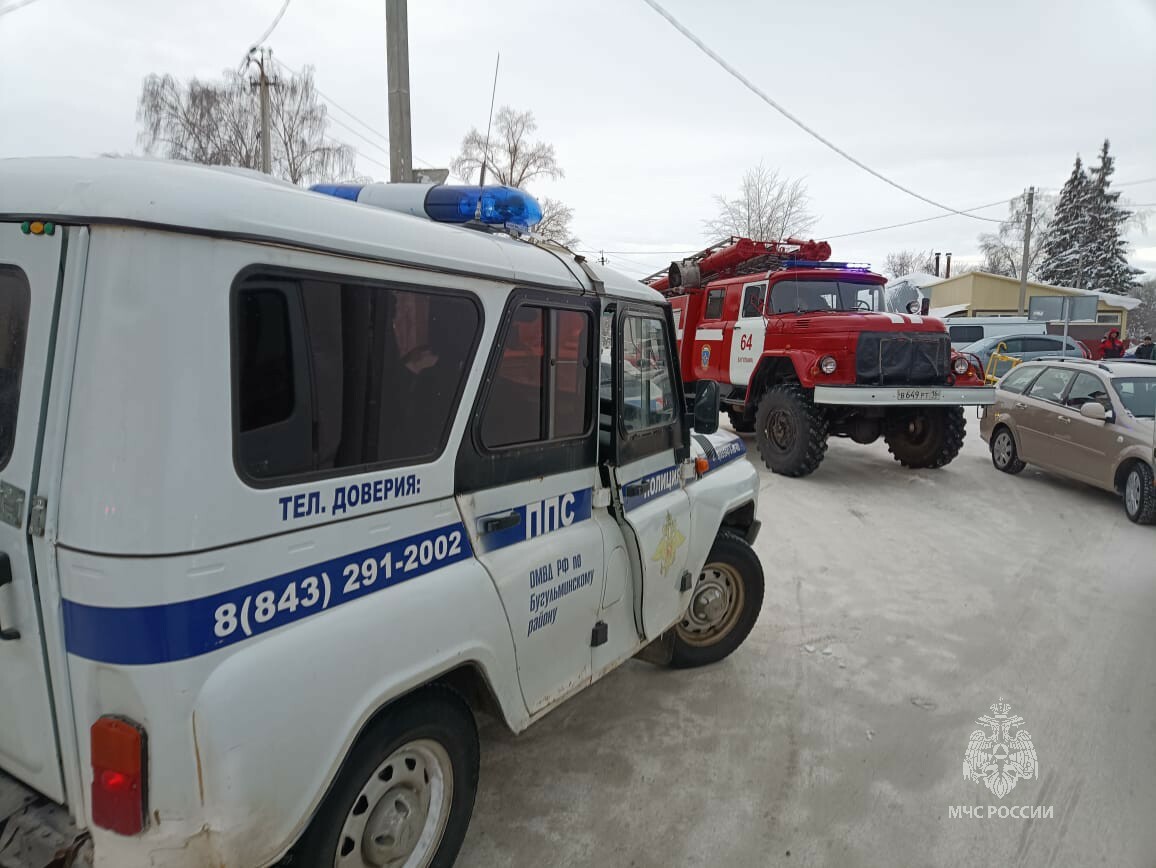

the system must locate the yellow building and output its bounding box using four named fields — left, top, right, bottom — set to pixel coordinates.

left=928, top=271, right=1137, bottom=332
